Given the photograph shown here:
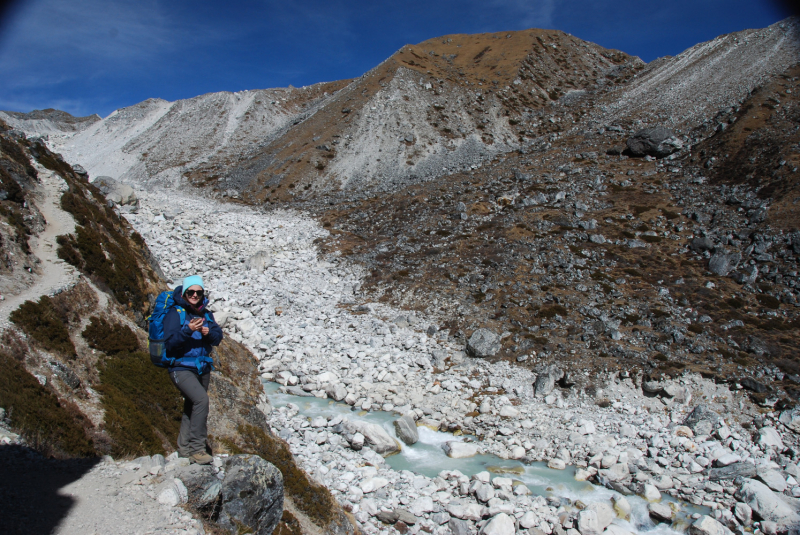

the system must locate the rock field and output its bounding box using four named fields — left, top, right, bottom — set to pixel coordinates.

left=117, top=187, right=800, bottom=535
